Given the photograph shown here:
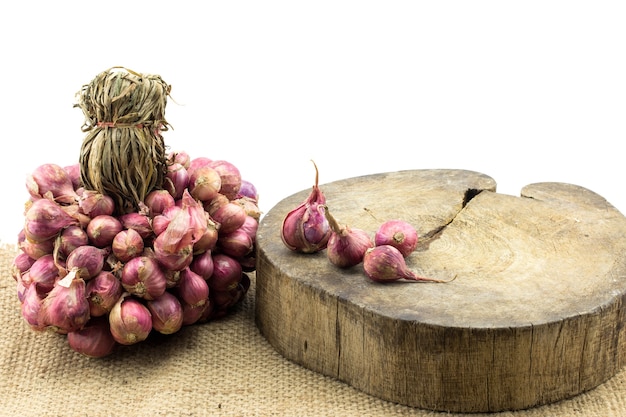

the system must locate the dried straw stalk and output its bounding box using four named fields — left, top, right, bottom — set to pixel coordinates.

left=75, top=67, right=172, bottom=214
